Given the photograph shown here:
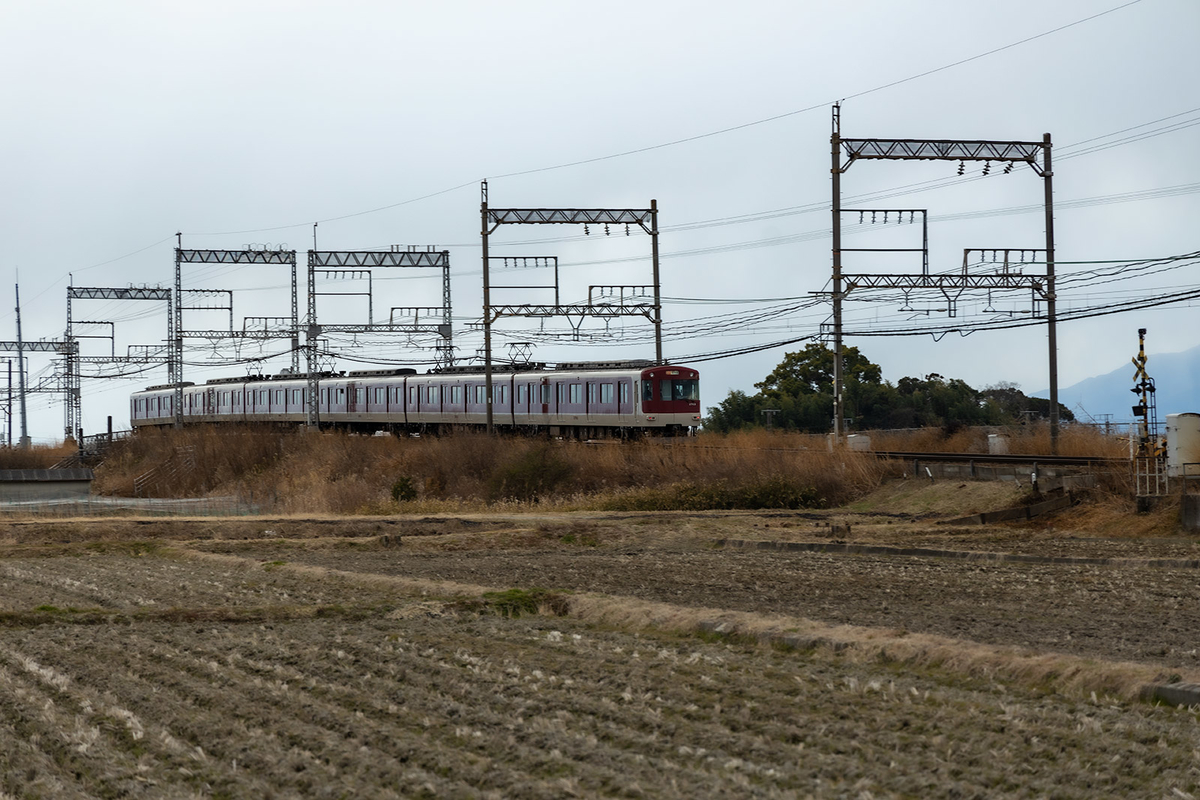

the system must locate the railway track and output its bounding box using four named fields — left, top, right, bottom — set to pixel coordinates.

left=873, top=450, right=1124, bottom=467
